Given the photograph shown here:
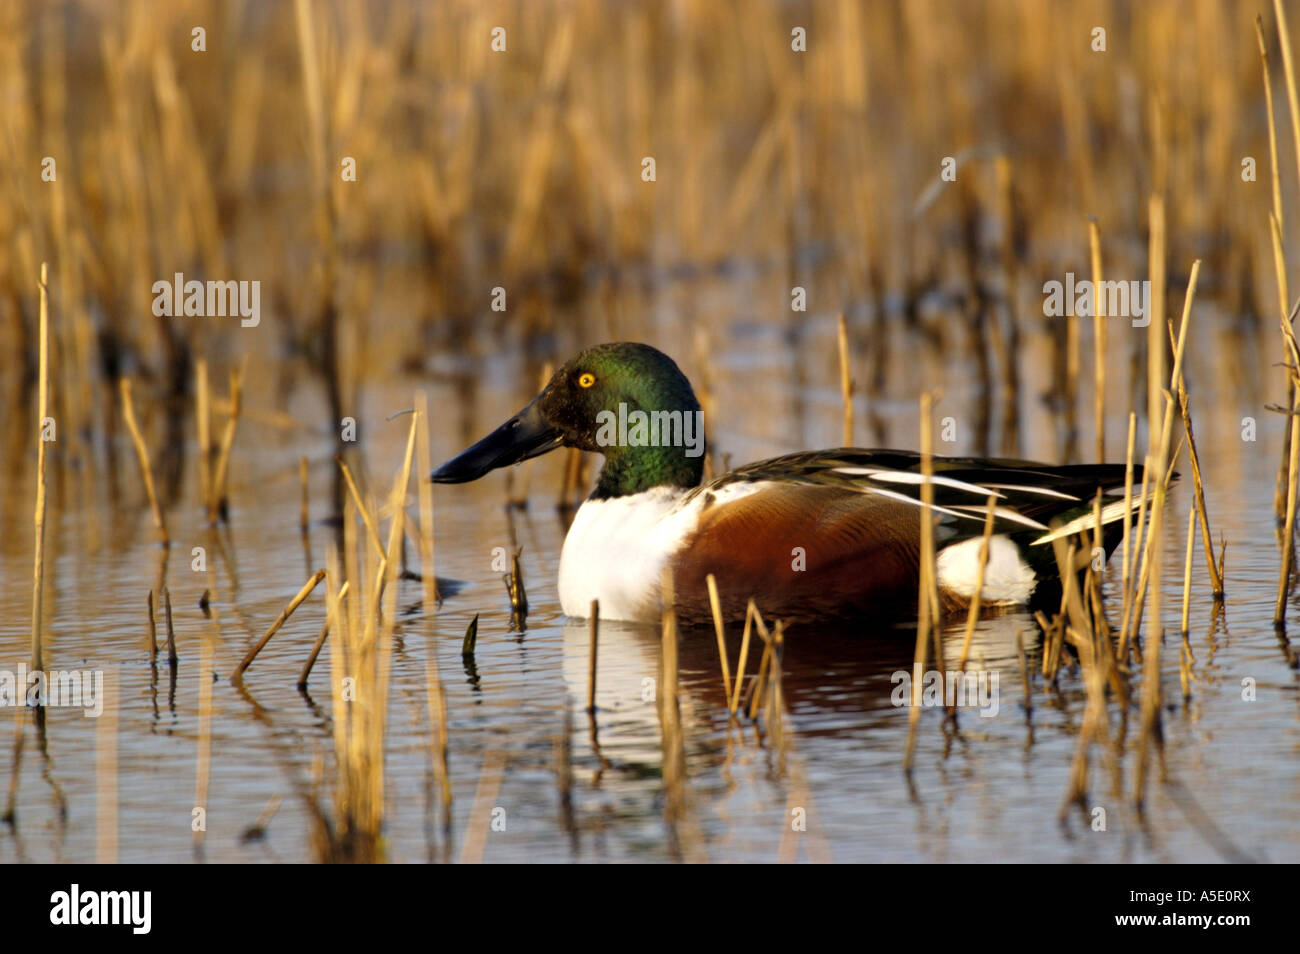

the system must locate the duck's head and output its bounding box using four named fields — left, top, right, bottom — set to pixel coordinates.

left=430, top=342, right=706, bottom=498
